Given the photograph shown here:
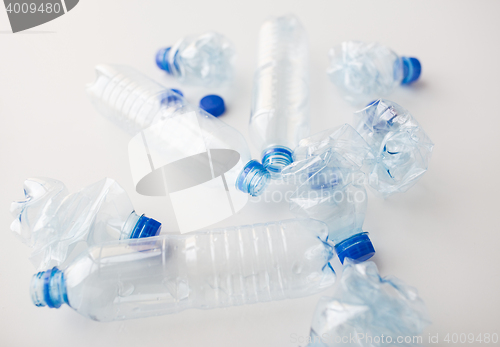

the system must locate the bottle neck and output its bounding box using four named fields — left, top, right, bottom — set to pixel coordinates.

left=31, top=267, right=68, bottom=309
left=122, top=212, right=162, bottom=239
left=236, top=160, right=270, bottom=197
